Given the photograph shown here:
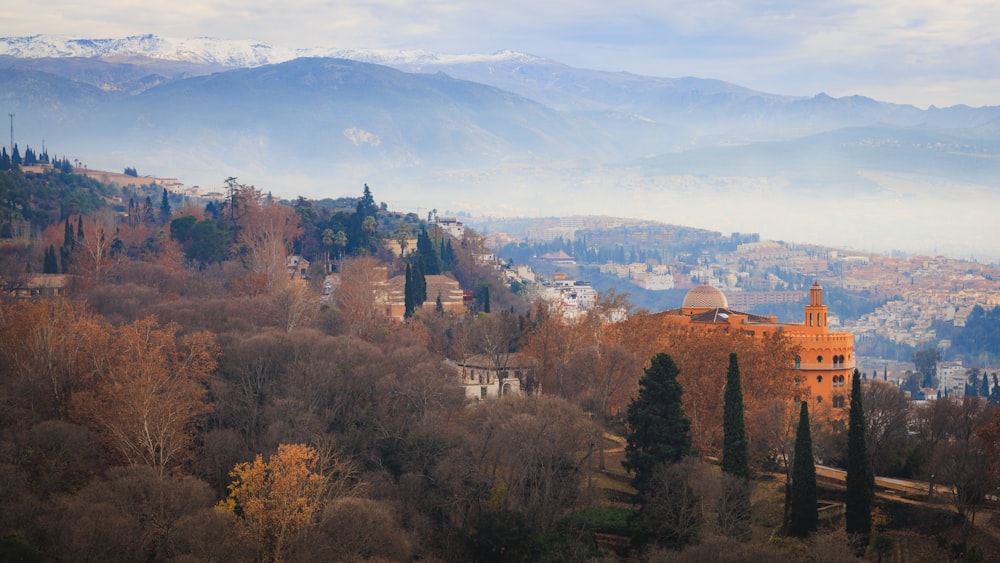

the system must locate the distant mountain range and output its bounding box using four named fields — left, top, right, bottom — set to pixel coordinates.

left=2, top=34, right=1000, bottom=258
